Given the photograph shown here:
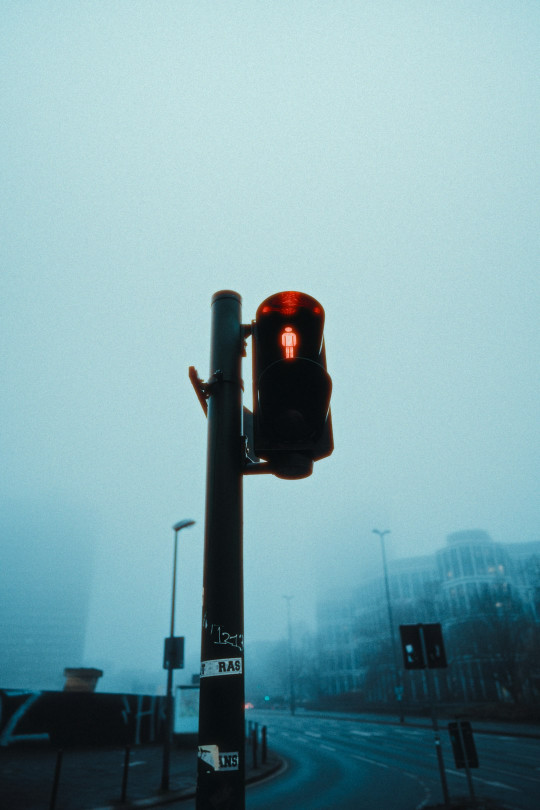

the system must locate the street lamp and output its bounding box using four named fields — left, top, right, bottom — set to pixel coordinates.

left=283, top=595, right=296, bottom=716
left=372, top=529, right=404, bottom=723
left=161, top=519, right=195, bottom=791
